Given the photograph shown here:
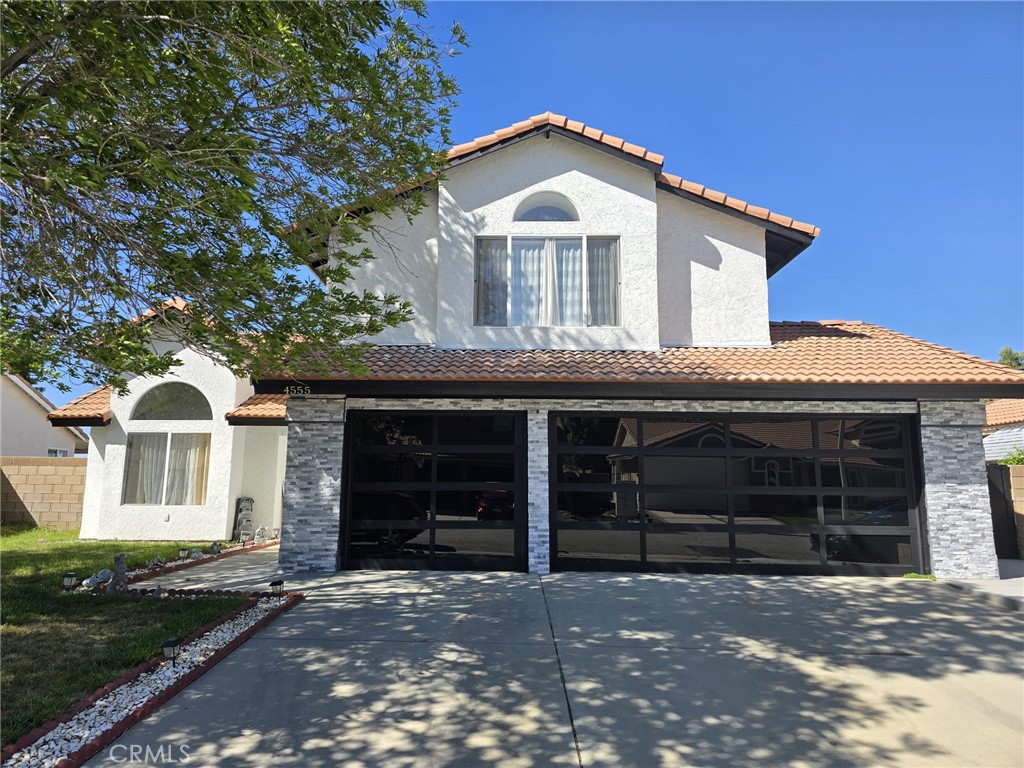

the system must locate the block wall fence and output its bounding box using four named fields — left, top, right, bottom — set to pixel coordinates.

left=0, top=457, right=87, bottom=530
